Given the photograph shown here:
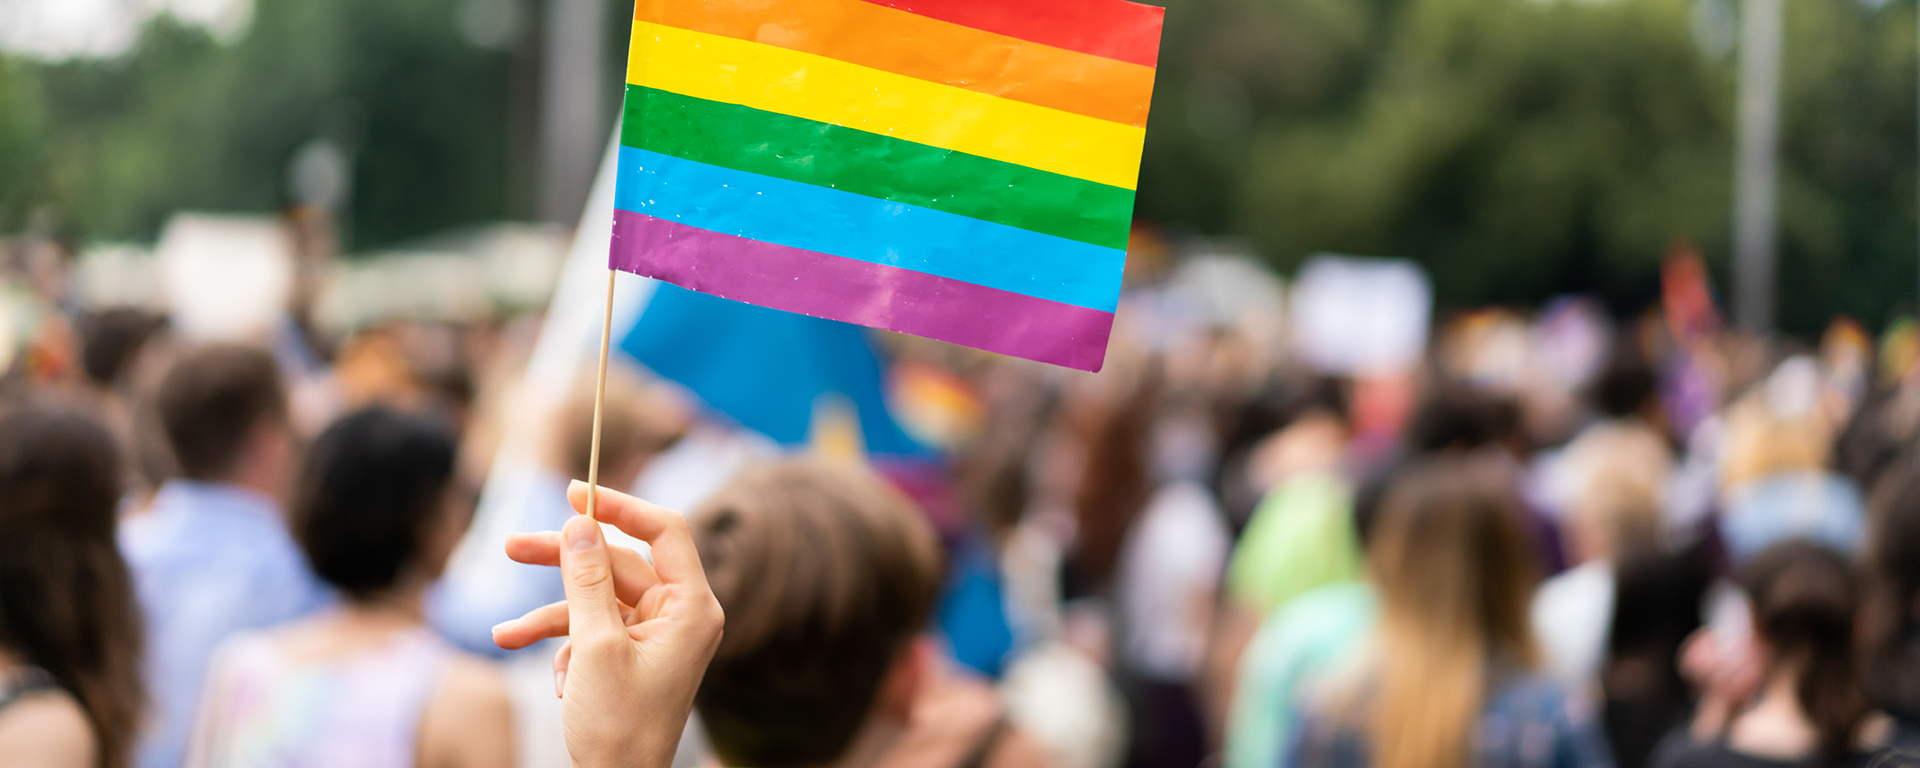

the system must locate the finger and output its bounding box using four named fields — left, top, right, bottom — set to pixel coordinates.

left=492, top=600, right=636, bottom=650
left=568, top=480, right=709, bottom=590
left=505, top=531, right=663, bottom=604
left=493, top=601, right=567, bottom=650
left=502, top=531, right=559, bottom=565
left=552, top=639, right=572, bottom=699
left=558, top=514, right=627, bottom=645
